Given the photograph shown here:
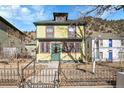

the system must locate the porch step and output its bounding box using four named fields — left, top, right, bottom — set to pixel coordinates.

left=48, top=62, right=59, bottom=68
